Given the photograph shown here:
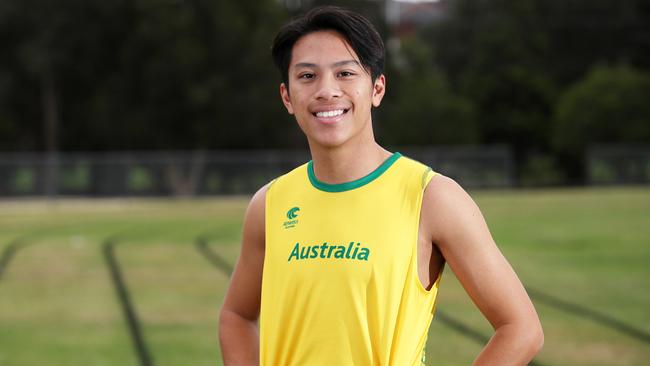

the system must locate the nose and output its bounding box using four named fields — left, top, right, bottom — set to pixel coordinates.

left=314, top=73, right=342, bottom=101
